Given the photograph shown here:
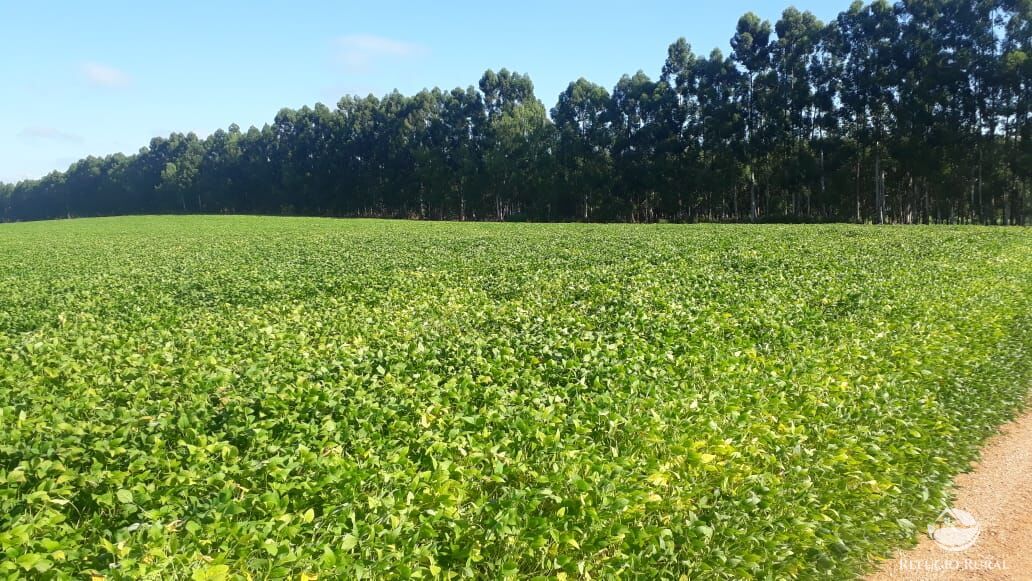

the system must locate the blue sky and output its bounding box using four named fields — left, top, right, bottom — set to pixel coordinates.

left=1, top=0, right=847, bottom=183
